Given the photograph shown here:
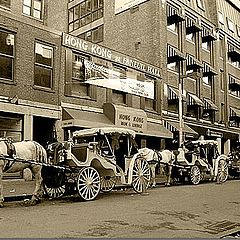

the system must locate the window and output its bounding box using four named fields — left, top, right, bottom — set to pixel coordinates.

left=202, top=41, right=210, bottom=50
left=220, top=69, right=224, bottom=90
left=227, top=18, right=235, bottom=32
left=167, top=23, right=178, bottom=33
left=0, top=0, right=10, bottom=8
left=71, top=53, right=90, bottom=97
left=23, top=0, right=42, bottom=19
left=237, top=25, right=240, bottom=37
left=68, top=0, right=103, bottom=32
left=203, top=76, right=212, bottom=85
left=78, top=25, right=104, bottom=43
left=0, top=30, right=15, bottom=81
left=112, top=89, right=127, bottom=105
left=34, top=42, right=53, bottom=88
left=218, top=11, right=224, bottom=25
